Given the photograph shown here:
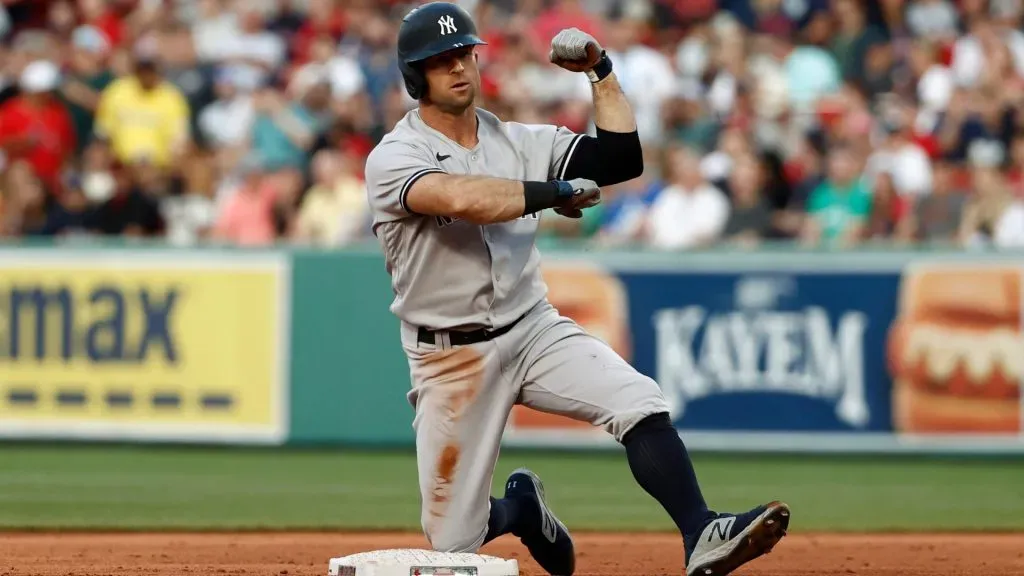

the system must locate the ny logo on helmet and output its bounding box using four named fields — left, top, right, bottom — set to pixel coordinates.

left=438, top=15, right=458, bottom=35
